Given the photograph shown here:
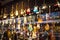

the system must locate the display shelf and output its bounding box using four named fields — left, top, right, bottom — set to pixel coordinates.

left=24, top=19, right=60, bottom=24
